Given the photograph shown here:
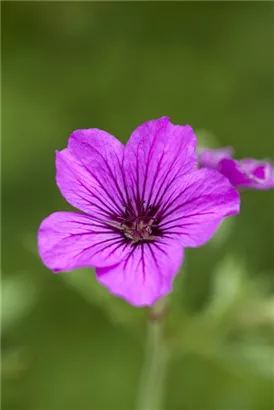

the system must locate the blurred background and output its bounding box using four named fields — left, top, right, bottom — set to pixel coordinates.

left=2, top=2, right=274, bottom=410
